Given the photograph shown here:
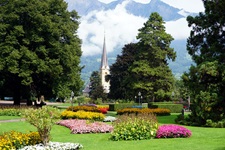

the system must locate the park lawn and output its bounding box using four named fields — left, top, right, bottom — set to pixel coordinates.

left=0, top=116, right=21, bottom=120
left=0, top=114, right=225, bottom=150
